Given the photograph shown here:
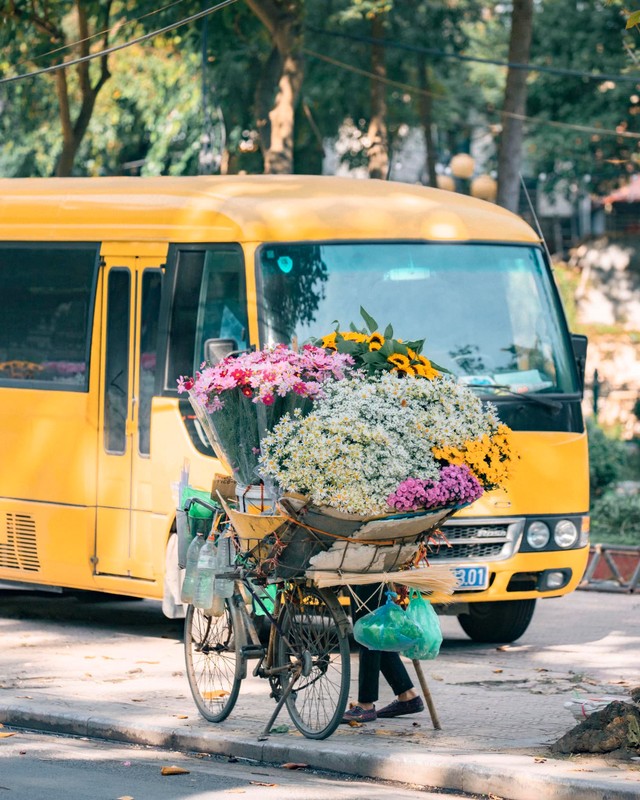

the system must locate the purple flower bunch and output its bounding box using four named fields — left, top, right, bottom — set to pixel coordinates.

left=387, top=464, right=483, bottom=512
